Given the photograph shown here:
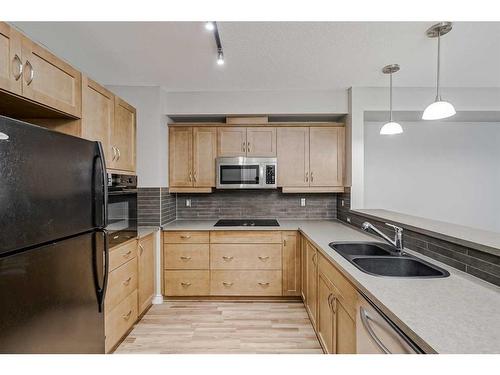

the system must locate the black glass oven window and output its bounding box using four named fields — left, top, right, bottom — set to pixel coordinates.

left=220, top=165, right=259, bottom=184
